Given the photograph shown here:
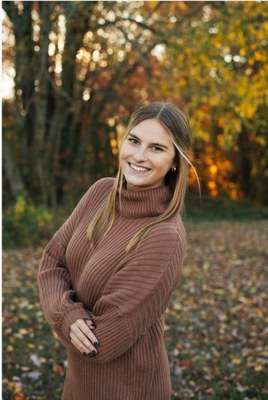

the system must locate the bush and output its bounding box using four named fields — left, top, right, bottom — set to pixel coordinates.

left=3, top=196, right=54, bottom=248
